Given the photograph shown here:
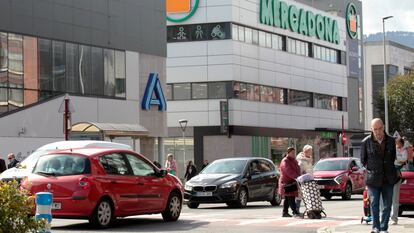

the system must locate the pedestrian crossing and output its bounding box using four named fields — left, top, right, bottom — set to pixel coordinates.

left=178, top=212, right=363, bottom=228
